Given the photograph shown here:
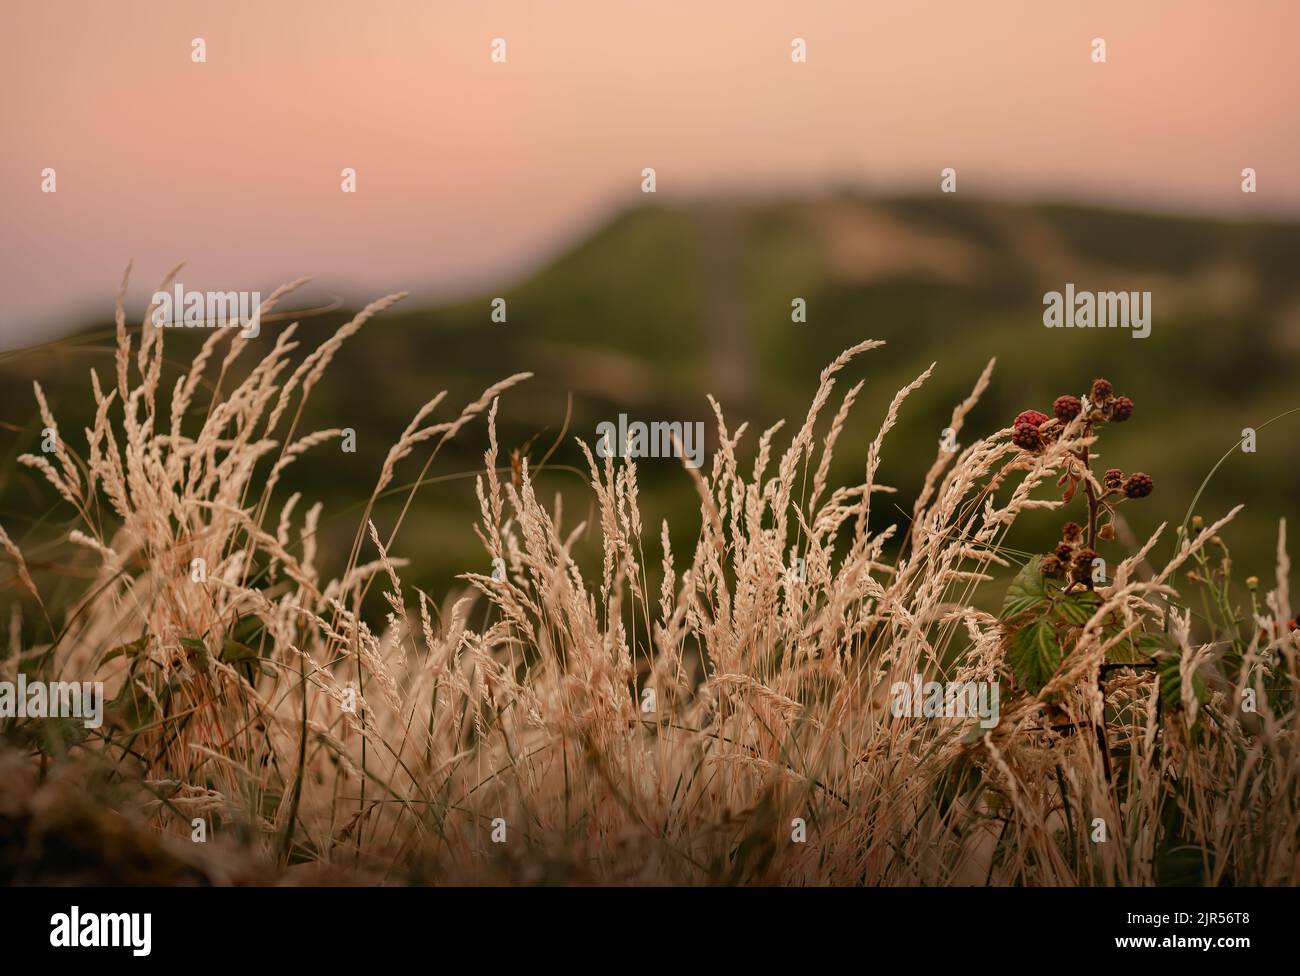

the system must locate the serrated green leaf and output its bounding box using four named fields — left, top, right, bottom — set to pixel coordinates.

left=1139, top=632, right=1171, bottom=656
left=1001, top=556, right=1048, bottom=619
left=1055, top=592, right=1100, bottom=626
left=1007, top=618, right=1061, bottom=694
